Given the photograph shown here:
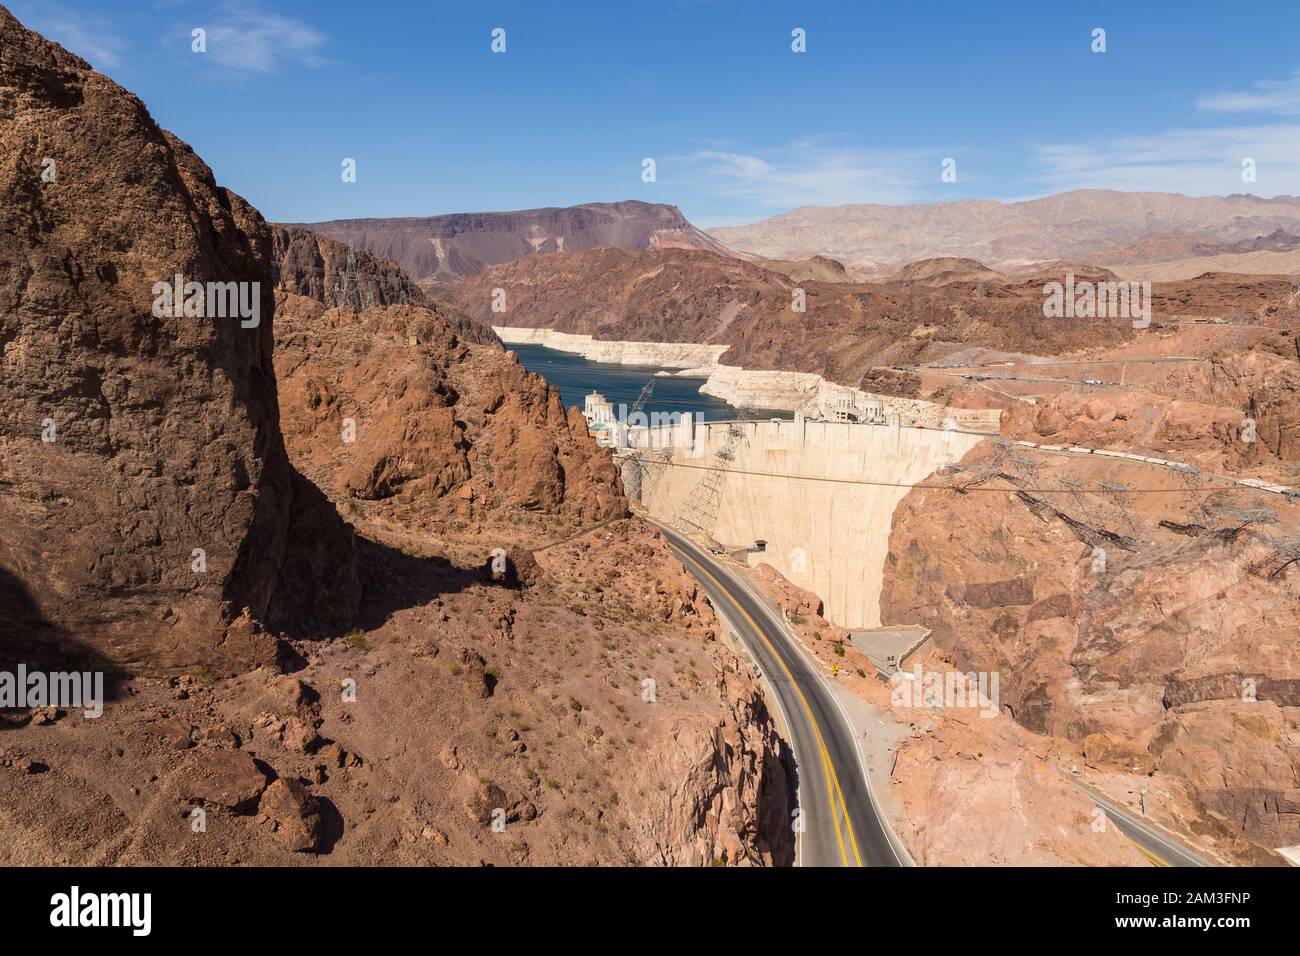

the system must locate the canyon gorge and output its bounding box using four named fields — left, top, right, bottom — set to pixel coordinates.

left=1, top=0, right=1297, bottom=874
